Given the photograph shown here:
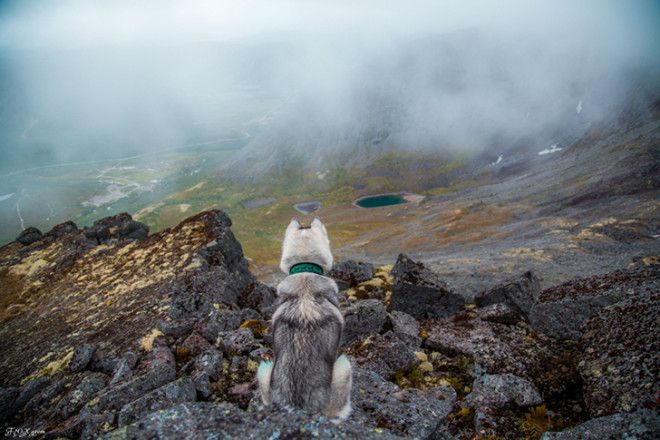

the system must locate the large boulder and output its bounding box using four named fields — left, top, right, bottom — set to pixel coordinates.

left=16, top=226, right=43, bottom=245
left=541, top=409, right=659, bottom=440
left=475, top=271, right=540, bottom=317
left=388, top=254, right=465, bottom=319
left=578, top=289, right=659, bottom=416
left=342, top=299, right=387, bottom=344
left=329, top=260, right=375, bottom=290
